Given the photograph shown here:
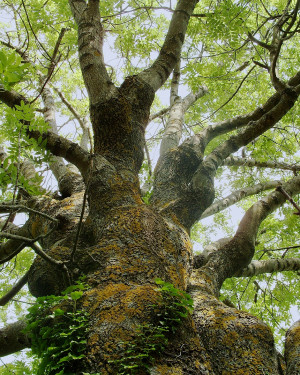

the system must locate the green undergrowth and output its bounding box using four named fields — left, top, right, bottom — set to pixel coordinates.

left=110, top=278, right=194, bottom=375
left=25, top=278, right=89, bottom=375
